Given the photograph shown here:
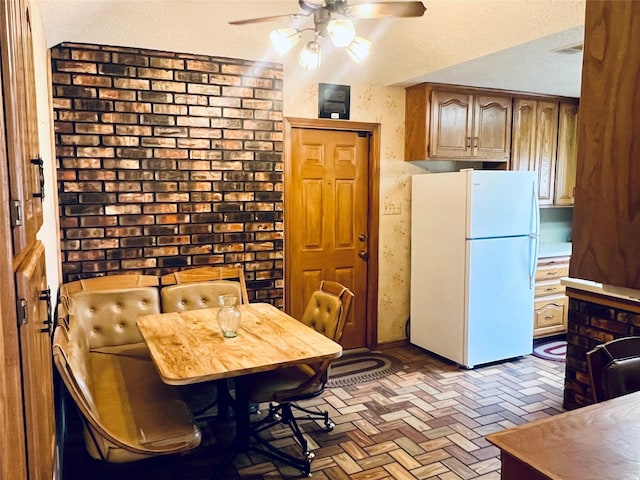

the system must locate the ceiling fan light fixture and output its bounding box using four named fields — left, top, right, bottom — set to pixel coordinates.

left=298, top=40, right=322, bottom=70
left=346, top=35, right=372, bottom=64
left=270, top=27, right=301, bottom=56
left=327, top=18, right=356, bottom=47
